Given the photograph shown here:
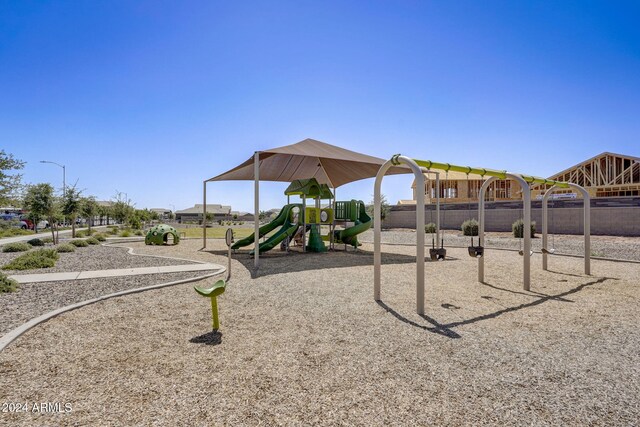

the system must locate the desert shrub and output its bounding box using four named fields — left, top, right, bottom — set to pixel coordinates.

left=512, top=219, right=536, bottom=238
left=119, top=230, right=132, bottom=237
left=41, top=237, right=54, bottom=244
left=425, top=223, right=437, bottom=233
left=56, top=243, right=76, bottom=253
left=86, top=237, right=100, bottom=245
left=27, top=238, right=44, bottom=247
left=2, top=248, right=59, bottom=271
left=0, top=272, right=19, bottom=293
left=2, top=242, right=32, bottom=253
left=93, top=233, right=107, bottom=242
left=134, top=230, right=144, bottom=236
left=70, top=239, right=89, bottom=247
left=461, top=219, right=479, bottom=236
left=75, top=230, right=87, bottom=237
